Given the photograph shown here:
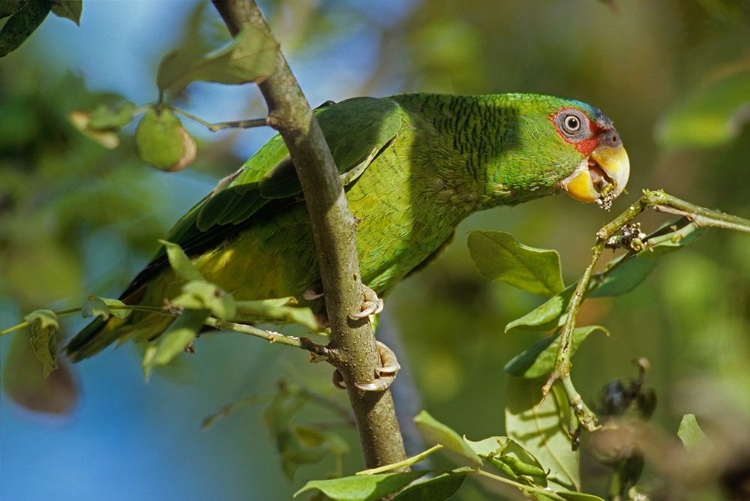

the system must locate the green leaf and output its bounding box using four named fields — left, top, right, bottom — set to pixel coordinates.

left=532, top=493, right=557, bottom=501
left=591, top=219, right=705, bottom=298
left=135, top=107, right=196, bottom=172
left=2, top=330, right=78, bottom=414
left=295, top=471, right=428, bottom=501
left=462, top=436, right=504, bottom=457
left=142, top=308, right=208, bottom=379
left=87, top=101, right=136, bottom=130
left=557, top=492, right=606, bottom=500
left=656, top=68, right=750, bottom=149
left=293, top=425, right=327, bottom=447
left=156, top=23, right=279, bottom=92
left=24, top=309, right=60, bottom=377
left=50, top=0, right=81, bottom=25
left=81, top=296, right=132, bottom=321
left=0, top=0, right=51, bottom=57
left=281, top=448, right=329, bottom=479
left=505, top=285, right=575, bottom=333
left=414, top=410, right=481, bottom=465
left=67, top=109, right=120, bottom=149
left=505, top=326, right=608, bottom=378
left=500, top=450, right=548, bottom=478
left=81, top=296, right=112, bottom=320
left=263, top=381, right=349, bottom=479
left=263, top=381, right=307, bottom=438
left=506, top=377, right=579, bottom=491
left=589, top=253, right=658, bottom=299
left=361, top=445, right=446, bottom=476
left=233, top=297, right=320, bottom=332
left=90, top=296, right=133, bottom=318
left=465, top=436, right=548, bottom=484
left=159, top=240, right=204, bottom=282
left=171, top=280, right=236, bottom=320
left=391, top=468, right=471, bottom=501
left=677, top=413, right=709, bottom=452
left=201, top=394, right=266, bottom=430
left=468, top=230, right=564, bottom=297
